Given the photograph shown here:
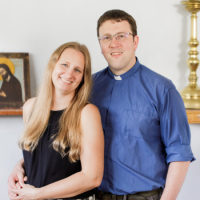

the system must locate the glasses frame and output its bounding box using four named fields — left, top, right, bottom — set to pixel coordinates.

left=98, top=32, right=135, bottom=42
